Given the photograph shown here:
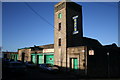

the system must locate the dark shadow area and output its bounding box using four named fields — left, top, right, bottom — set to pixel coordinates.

left=2, top=57, right=120, bottom=80
left=2, top=44, right=120, bottom=80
